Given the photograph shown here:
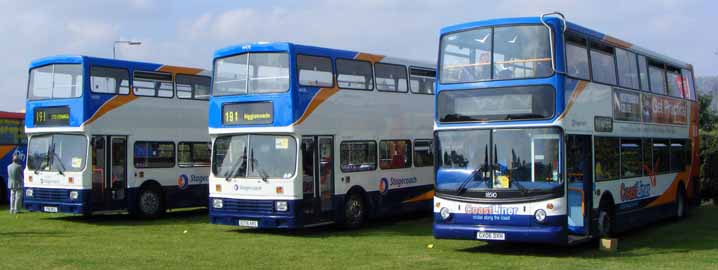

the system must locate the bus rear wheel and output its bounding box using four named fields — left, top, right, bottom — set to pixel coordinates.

left=675, top=186, right=687, bottom=219
left=137, top=187, right=164, bottom=219
left=343, top=193, right=366, bottom=229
